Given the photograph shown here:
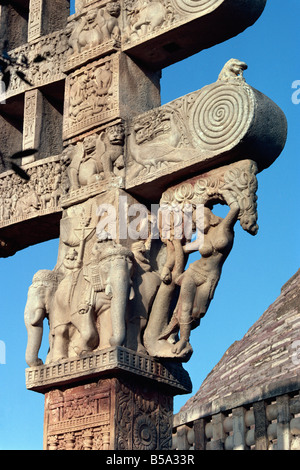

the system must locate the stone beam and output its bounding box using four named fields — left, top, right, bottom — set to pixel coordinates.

left=0, top=59, right=287, bottom=257
left=125, top=59, right=287, bottom=202
left=0, top=155, right=66, bottom=257
left=122, top=0, right=267, bottom=70
left=62, top=52, right=161, bottom=141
